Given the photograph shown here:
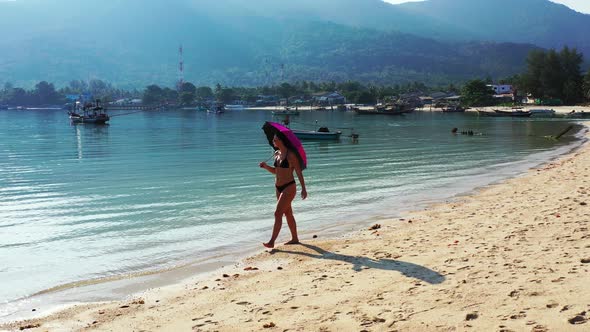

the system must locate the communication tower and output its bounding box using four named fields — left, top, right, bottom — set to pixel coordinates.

left=280, top=63, right=285, bottom=82
left=177, top=44, right=184, bottom=90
